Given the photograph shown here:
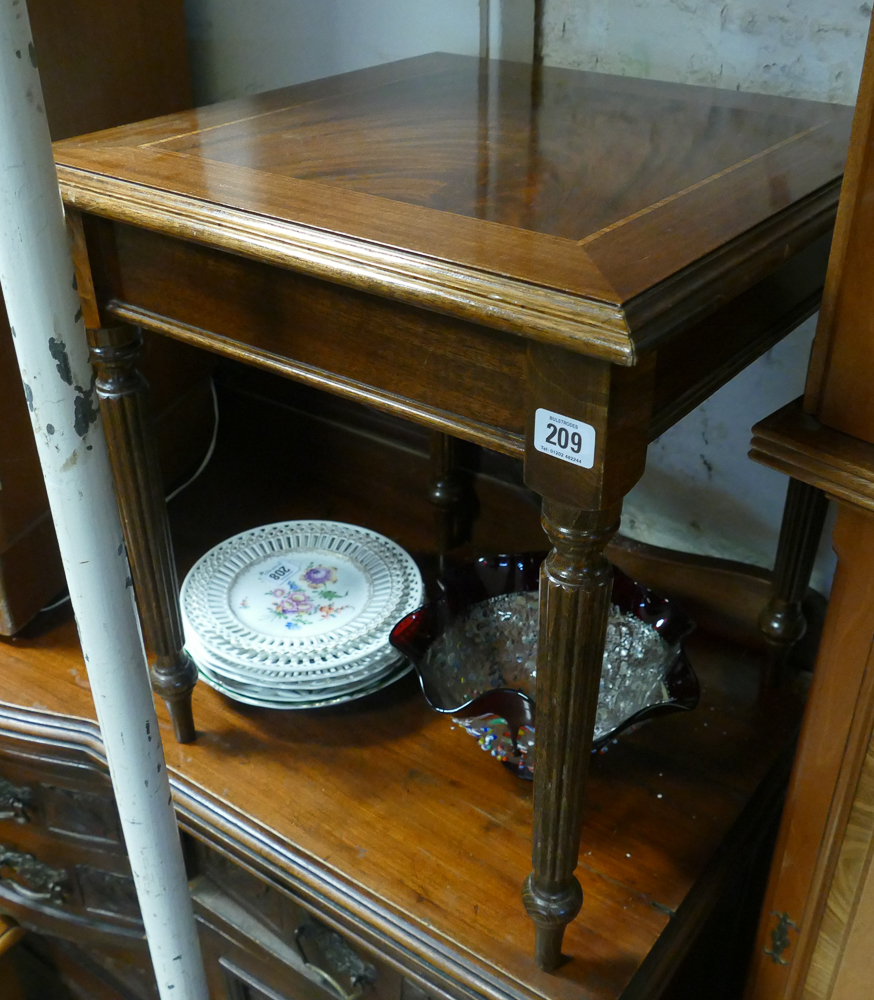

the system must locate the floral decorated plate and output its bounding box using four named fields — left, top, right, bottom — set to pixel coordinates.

left=181, top=521, right=424, bottom=670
